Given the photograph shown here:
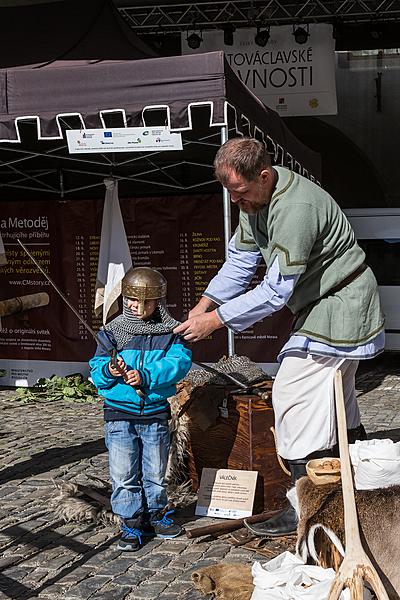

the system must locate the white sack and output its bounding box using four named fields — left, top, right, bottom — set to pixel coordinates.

left=251, top=551, right=372, bottom=600
left=350, top=439, right=400, bottom=490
